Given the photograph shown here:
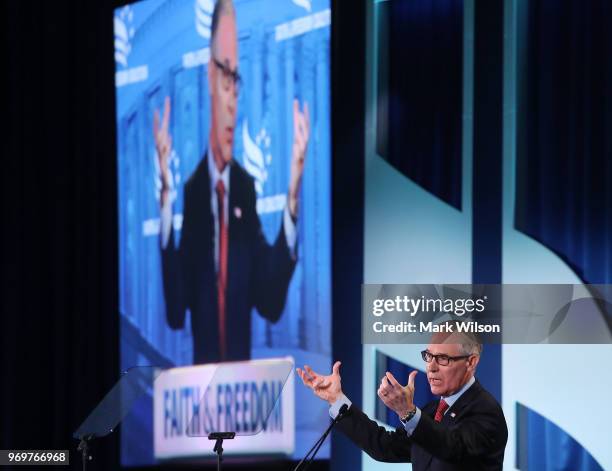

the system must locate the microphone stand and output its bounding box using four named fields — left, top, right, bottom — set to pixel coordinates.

left=292, top=404, right=348, bottom=471
left=77, top=434, right=95, bottom=471
left=208, top=432, right=235, bottom=471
